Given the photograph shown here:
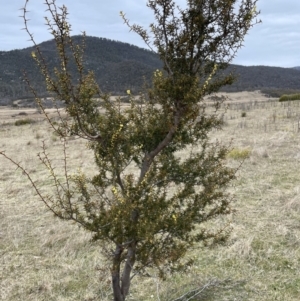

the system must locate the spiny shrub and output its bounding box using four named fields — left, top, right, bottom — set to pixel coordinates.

left=227, top=148, right=251, bottom=160
left=241, top=112, right=247, bottom=117
left=14, top=118, right=35, bottom=126
left=279, top=94, right=300, bottom=102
